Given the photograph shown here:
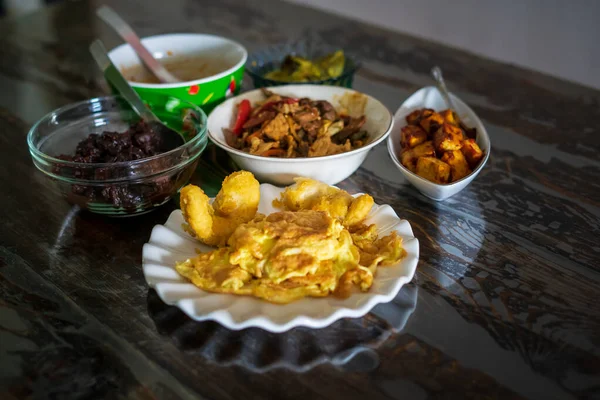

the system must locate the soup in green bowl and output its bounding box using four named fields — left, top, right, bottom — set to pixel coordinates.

left=108, top=33, right=247, bottom=114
